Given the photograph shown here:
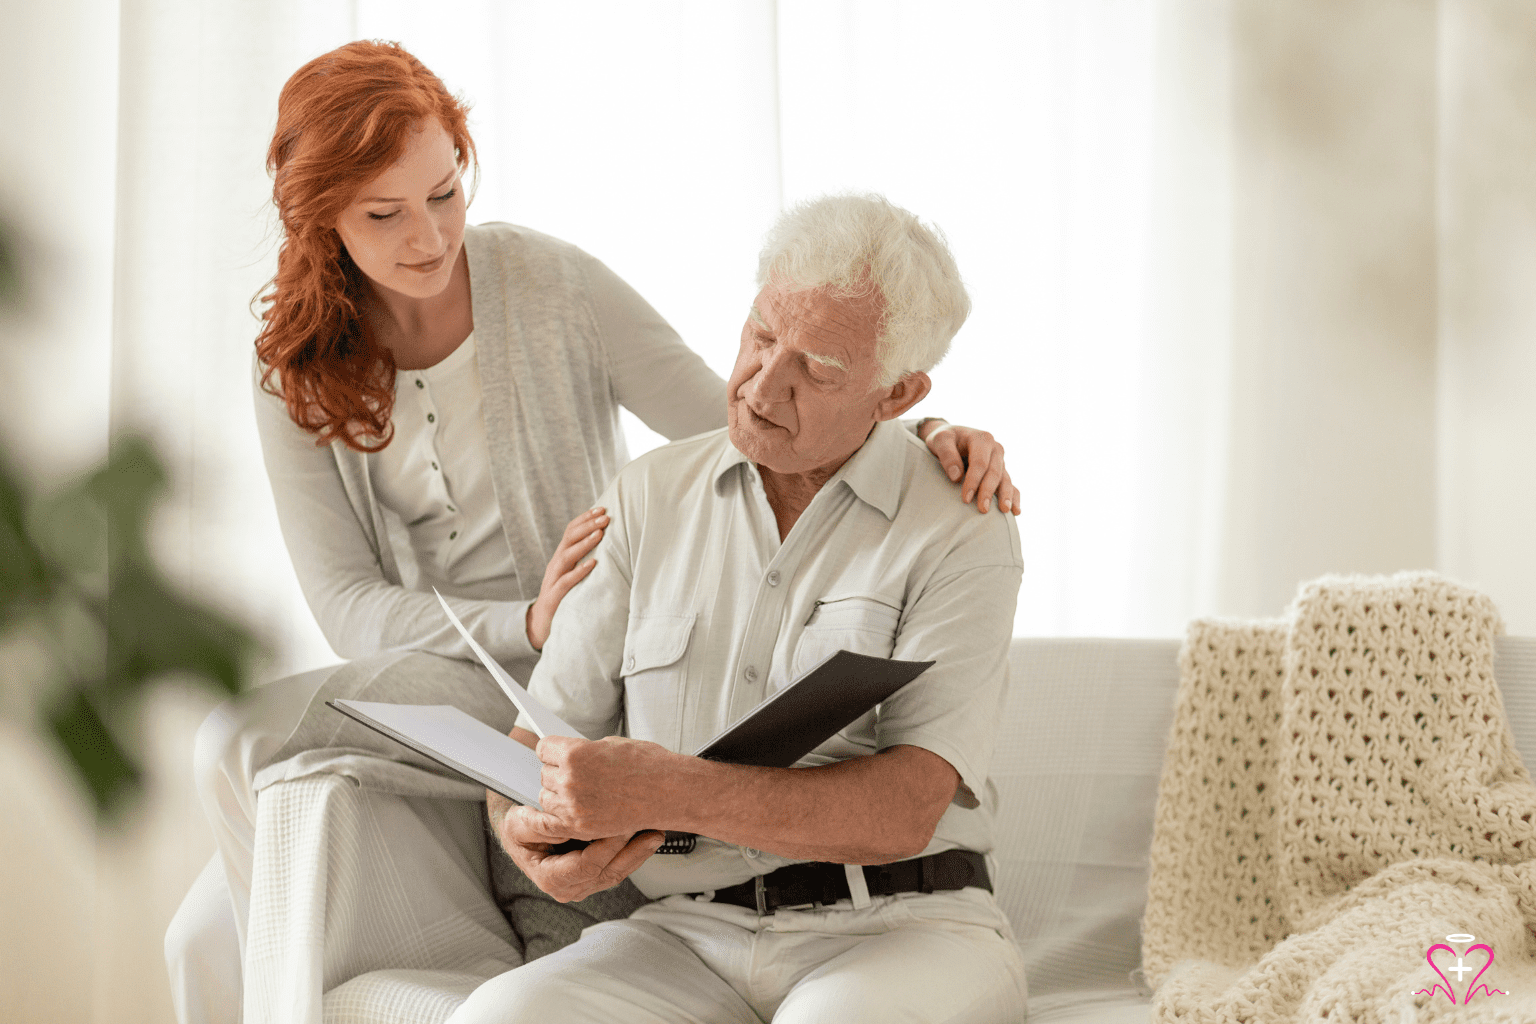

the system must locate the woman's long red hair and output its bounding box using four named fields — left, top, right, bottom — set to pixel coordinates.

left=255, top=40, right=477, bottom=451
